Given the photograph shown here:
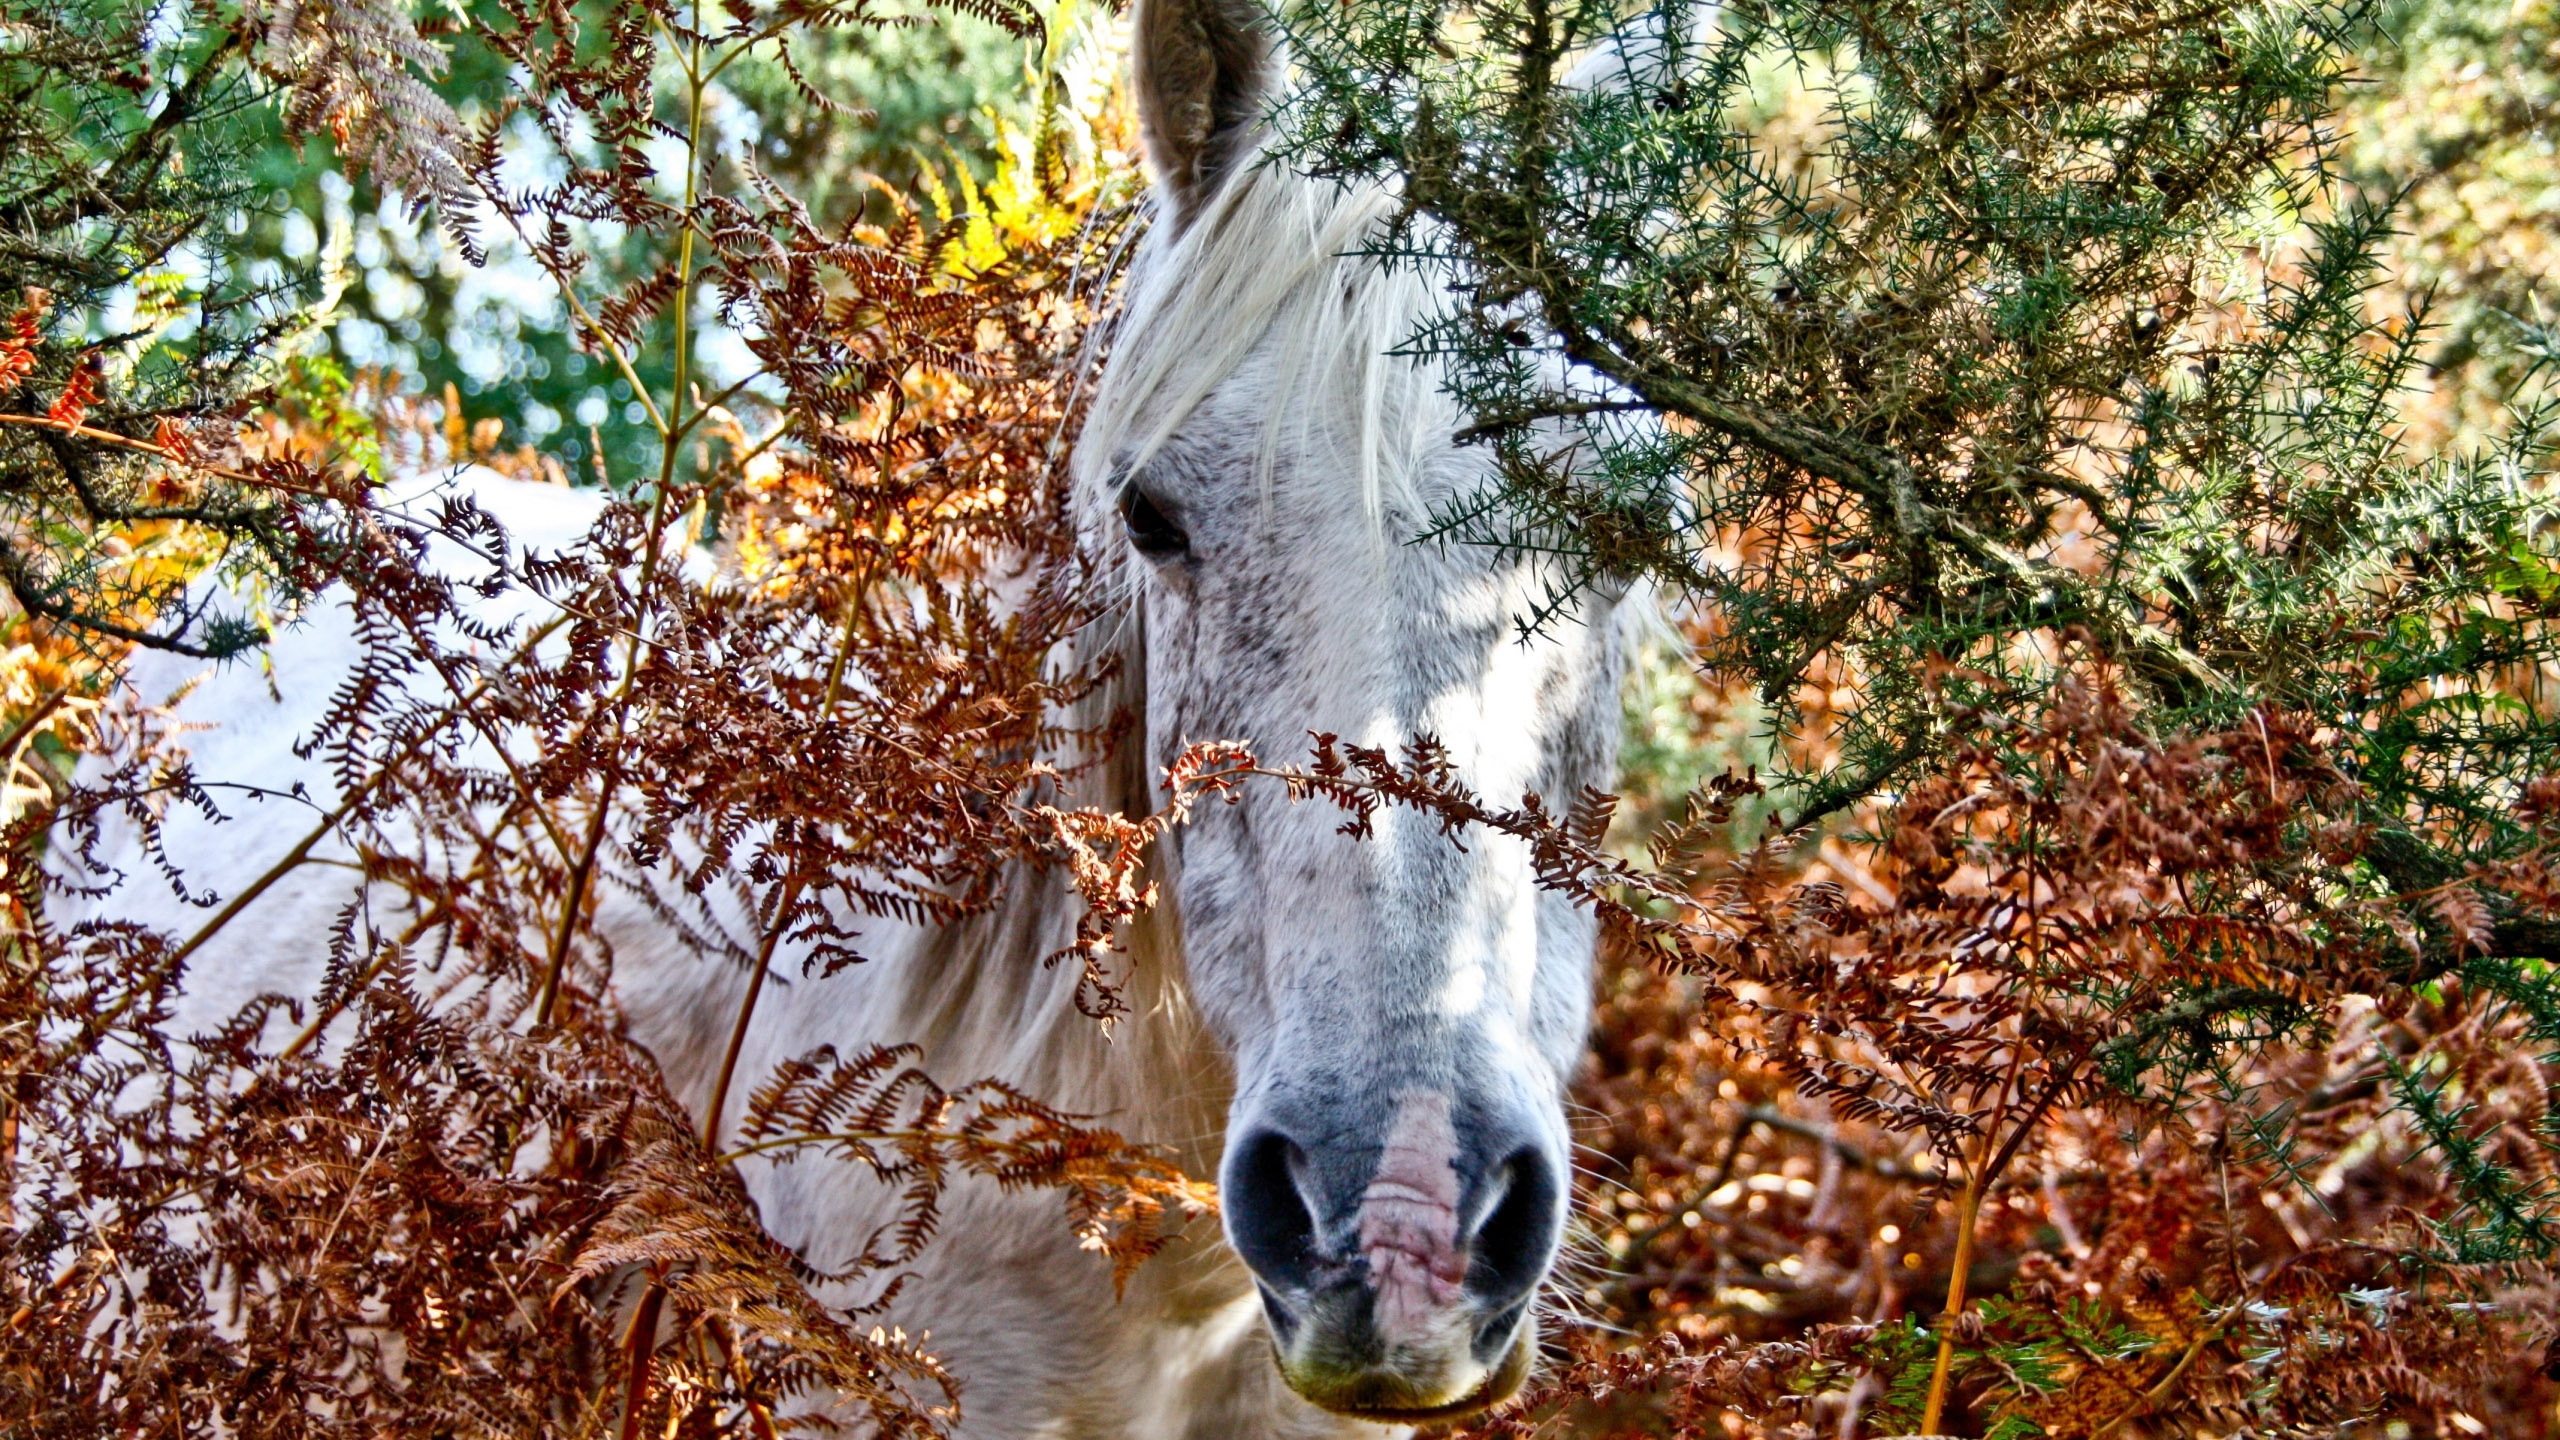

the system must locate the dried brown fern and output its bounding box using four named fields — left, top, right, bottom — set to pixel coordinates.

left=0, top=8, right=1198, bottom=1432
